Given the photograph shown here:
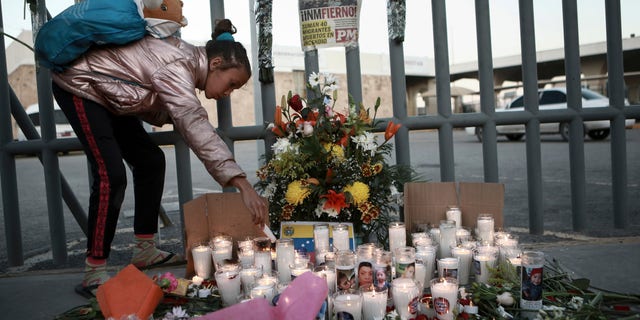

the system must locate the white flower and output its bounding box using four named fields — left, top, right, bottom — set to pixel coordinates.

left=323, top=72, right=337, bottom=86
left=322, top=83, right=339, bottom=96
left=540, top=305, right=566, bottom=318
left=567, top=296, right=584, bottom=310
left=459, top=287, right=469, bottom=300
left=272, top=138, right=297, bottom=157
left=352, top=132, right=377, bottom=155
left=308, top=72, right=320, bottom=87
left=191, top=275, right=204, bottom=286
left=262, top=181, right=276, bottom=199
left=497, top=305, right=514, bottom=319
left=496, top=291, right=515, bottom=306
left=163, top=306, right=189, bottom=320
left=299, top=121, right=314, bottom=137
